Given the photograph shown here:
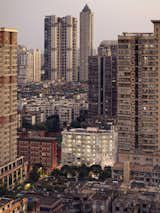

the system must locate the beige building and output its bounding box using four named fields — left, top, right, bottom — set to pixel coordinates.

left=17, top=46, right=41, bottom=84
left=0, top=28, right=27, bottom=189
left=44, top=15, right=78, bottom=82
left=0, top=28, right=18, bottom=165
left=80, top=4, right=93, bottom=81
left=113, top=20, right=160, bottom=184
left=62, top=127, right=117, bottom=168
left=33, top=49, right=41, bottom=82
left=117, top=20, right=160, bottom=163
